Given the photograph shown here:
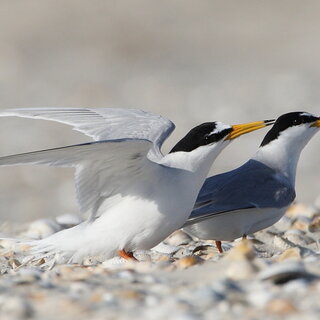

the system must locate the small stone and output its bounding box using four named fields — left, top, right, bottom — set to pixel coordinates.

left=165, top=230, right=192, bottom=246
left=0, top=256, right=10, bottom=274
left=272, top=235, right=295, bottom=252
left=192, top=244, right=218, bottom=258
left=117, top=289, right=143, bottom=300
left=273, top=215, right=292, bottom=231
left=56, top=214, right=83, bottom=228
left=8, top=257, right=21, bottom=269
left=222, top=240, right=259, bottom=280
left=286, top=204, right=314, bottom=218
left=151, top=242, right=180, bottom=254
left=266, top=298, right=297, bottom=314
left=259, top=261, right=312, bottom=284
left=247, top=284, right=274, bottom=308
left=226, top=259, right=259, bottom=280
left=133, top=250, right=152, bottom=262
left=173, top=247, right=194, bottom=259
left=292, top=220, right=308, bottom=231
left=0, top=296, right=33, bottom=318
left=175, top=256, right=203, bottom=269
left=308, top=215, right=320, bottom=233
left=58, top=266, right=91, bottom=281
left=102, top=257, right=127, bottom=269
left=276, top=247, right=301, bottom=262
left=224, top=239, right=255, bottom=261
left=283, top=229, right=315, bottom=246
left=24, top=219, right=62, bottom=239
left=13, top=267, right=42, bottom=284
